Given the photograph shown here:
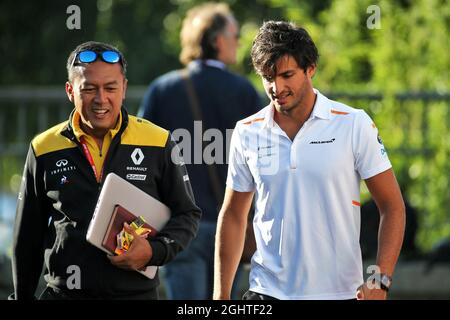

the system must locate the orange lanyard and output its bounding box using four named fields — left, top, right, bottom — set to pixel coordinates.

left=80, top=137, right=104, bottom=182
